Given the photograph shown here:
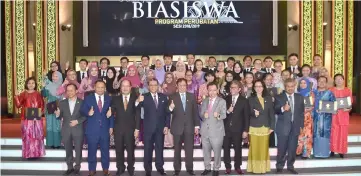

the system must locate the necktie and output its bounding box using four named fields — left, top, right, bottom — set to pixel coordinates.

left=232, top=96, right=235, bottom=107
left=190, top=66, right=193, bottom=71
left=167, top=66, right=170, bottom=72
left=82, top=72, right=85, bottom=79
left=124, top=95, right=128, bottom=111
left=181, top=93, right=186, bottom=111
left=103, top=71, right=106, bottom=77
left=267, top=68, right=270, bottom=73
left=98, top=96, right=102, bottom=112
left=153, top=94, right=158, bottom=108
left=289, top=95, right=294, bottom=121
left=208, top=98, right=213, bottom=114
left=292, top=67, right=295, bottom=73
left=123, top=70, right=125, bottom=75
